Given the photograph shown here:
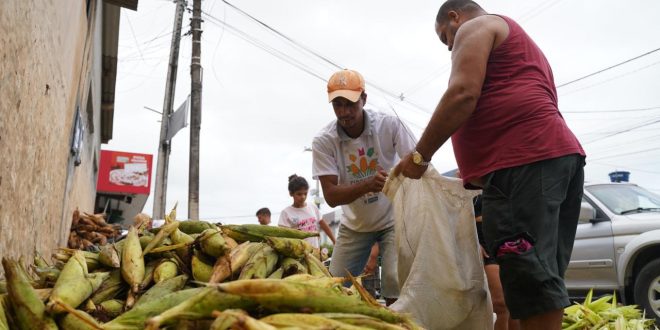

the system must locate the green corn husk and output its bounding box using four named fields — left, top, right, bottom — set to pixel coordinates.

left=177, top=220, right=216, bottom=234
left=0, top=294, right=9, bottom=330
left=304, top=251, right=332, bottom=277
left=220, top=224, right=319, bottom=241
left=1, top=258, right=58, bottom=330
left=239, top=245, right=278, bottom=280
left=192, top=251, right=215, bottom=283
left=199, top=228, right=229, bottom=258
left=103, top=288, right=204, bottom=330
left=154, top=259, right=179, bottom=283
left=58, top=307, right=103, bottom=330
left=317, top=313, right=408, bottom=330
left=47, top=250, right=109, bottom=314
left=267, top=267, right=284, bottom=280
left=170, top=228, right=195, bottom=265
left=211, top=310, right=276, bottom=330
left=142, top=221, right=180, bottom=256
left=139, top=259, right=160, bottom=290
left=98, top=244, right=121, bottom=268
left=280, top=257, right=307, bottom=277
left=143, top=287, right=258, bottom=330
left=562, top=289, right=657, bottom=329
left=94, top=299, right=125, bottom=320
left=89, top=269, right=125, bottom=305
left=122, top=226, right=146, bottom=294
left=135, top=274, right=188, bottom=308
left=216, top=279, right=418, bottom=328
left=33, top=265, right=60, bottom=286
left=264, top=237, right=313, bottom=259
left=260, top=313, right=367, bottom=330
left=53, top=248, right=101, bottom=272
